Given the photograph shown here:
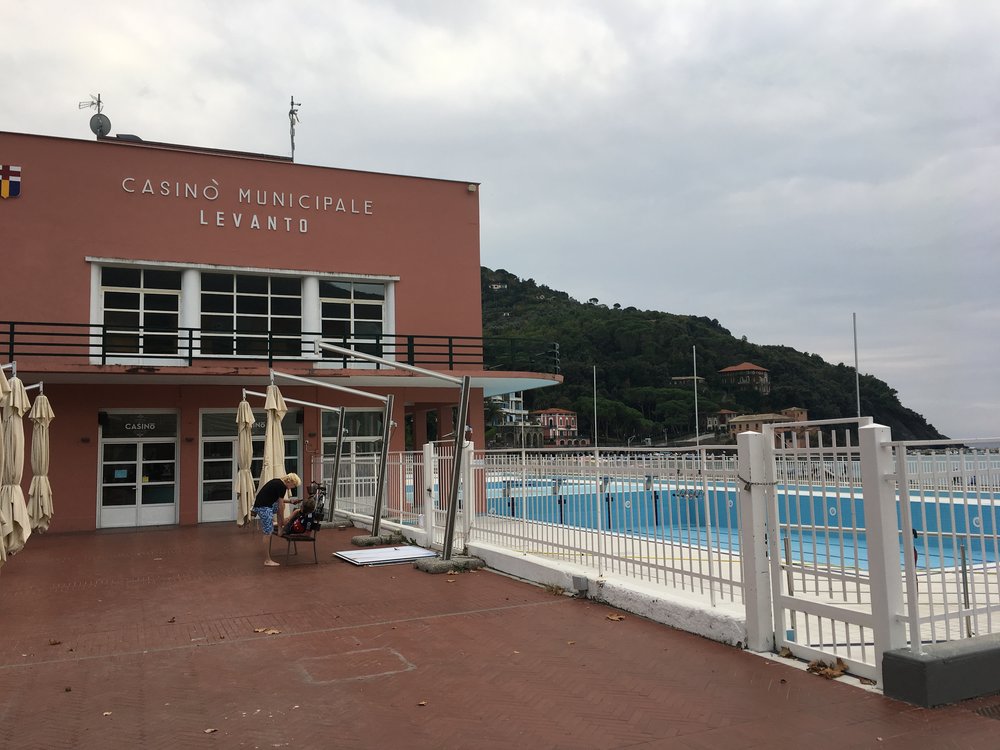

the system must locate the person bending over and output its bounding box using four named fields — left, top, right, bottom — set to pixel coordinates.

left=254, top=473, right=301, bottom=566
